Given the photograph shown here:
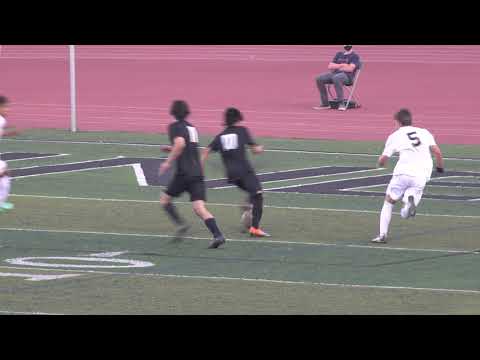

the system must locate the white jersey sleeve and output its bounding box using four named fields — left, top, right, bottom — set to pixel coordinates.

left=382, top=134, right=397, bottom=157
left=419, top=128, right=437, bottom=147
left=0, top=115, right=6, bottom=138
